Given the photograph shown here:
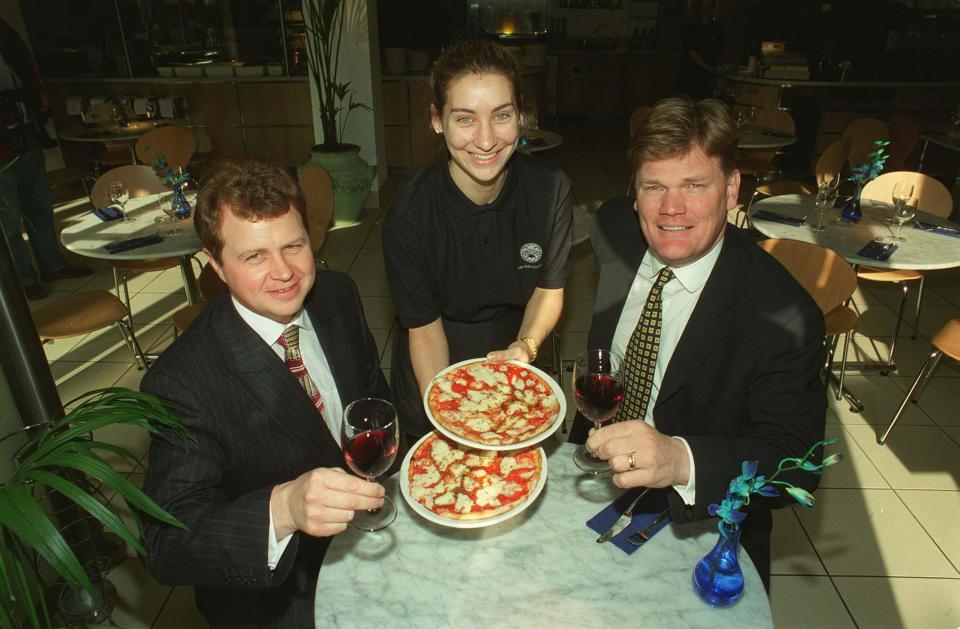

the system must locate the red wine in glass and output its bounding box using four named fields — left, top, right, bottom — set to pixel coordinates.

left=572, top=349, right=623, bottom=474
left=344, top=429, right=398, bottom=479
left=574, top=374, right=624, bottom=424
left=341, top=398, right=399, bottom=531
